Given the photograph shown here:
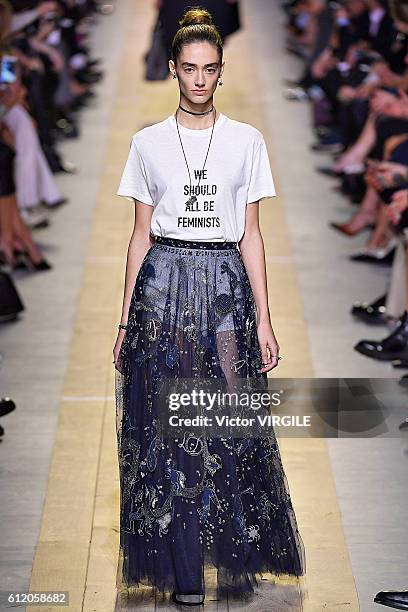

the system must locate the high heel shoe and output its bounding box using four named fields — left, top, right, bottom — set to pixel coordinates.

left=330, top=211, right=376, bottom=236
left=349, top=240, right=397, bottom=264
left=171, top=592, right=205, bottom=606
left=0, top=248, right=27, bottom=269
left=13, top=250, right=52, bottom=272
